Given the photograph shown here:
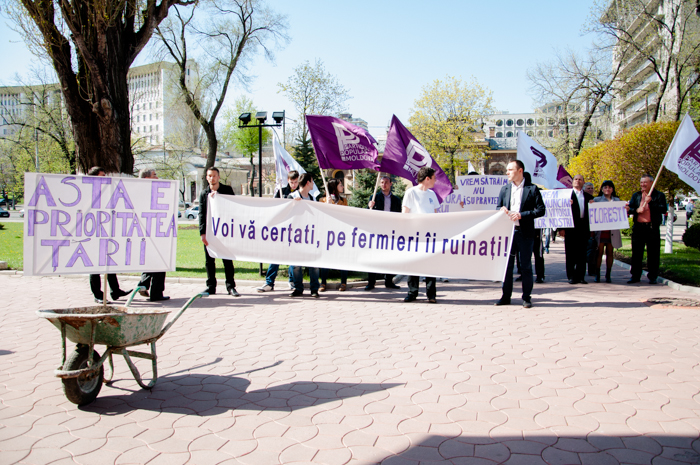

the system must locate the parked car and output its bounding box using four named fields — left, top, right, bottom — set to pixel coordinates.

left=0, top=207, right=10, bottom=218
left=179, top=201, right=192, bottom=209
left=185, top=206, right=199, bottom=219
left=19, top=209, right=24, bottom=218
left=178, top=210, right=182, bottom=218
